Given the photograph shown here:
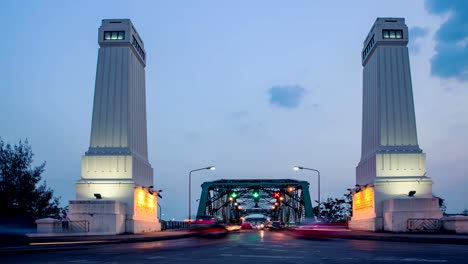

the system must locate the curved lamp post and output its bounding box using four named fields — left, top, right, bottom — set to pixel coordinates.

left=189, top=166, right=215, bottom=222
left=293, top=166, right=321, bottom=217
